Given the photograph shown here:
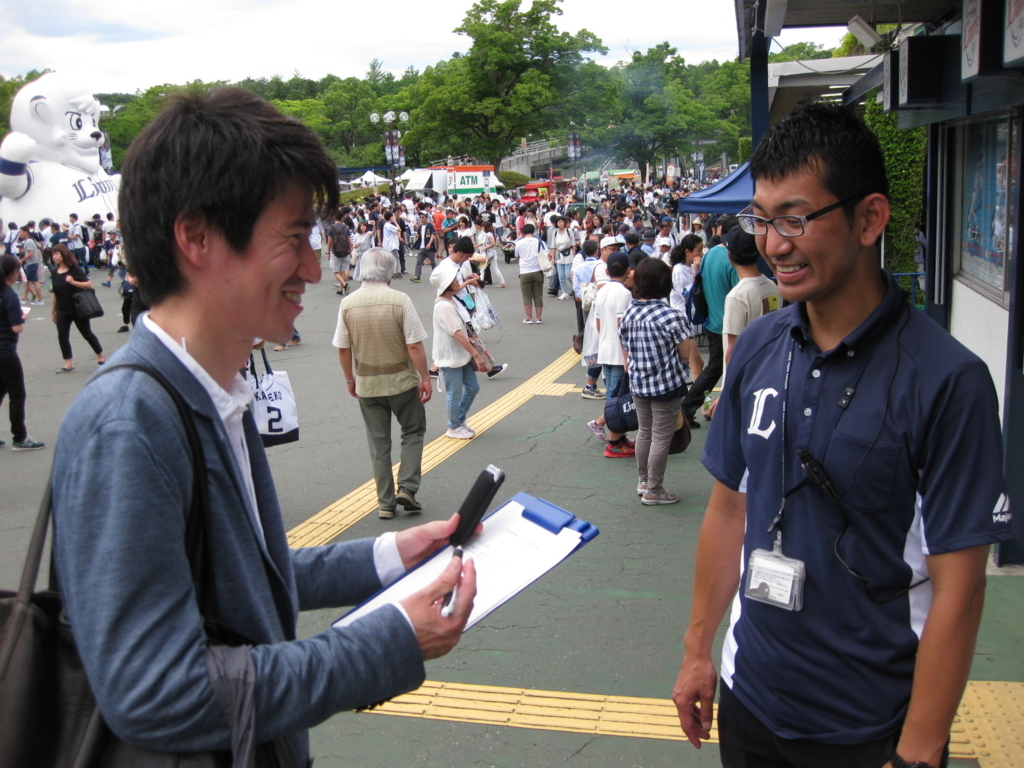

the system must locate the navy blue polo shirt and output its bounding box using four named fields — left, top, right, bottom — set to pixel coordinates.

left=703, top=270, right=1013, bottom=744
